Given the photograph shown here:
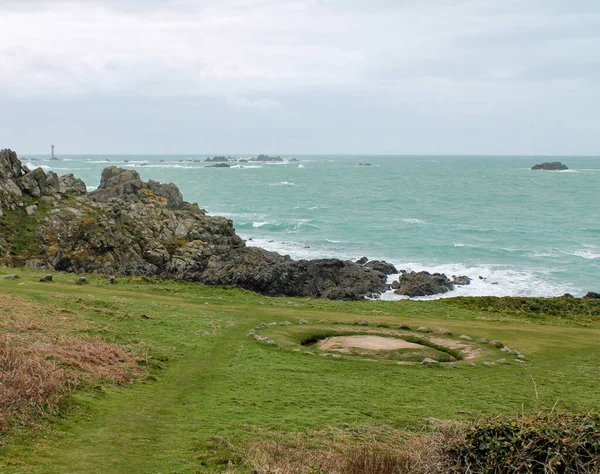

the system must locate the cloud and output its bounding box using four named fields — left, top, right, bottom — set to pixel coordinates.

left=0, top=0, right=599, bottom=128
left=225, top=96, right=280, bottom=109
